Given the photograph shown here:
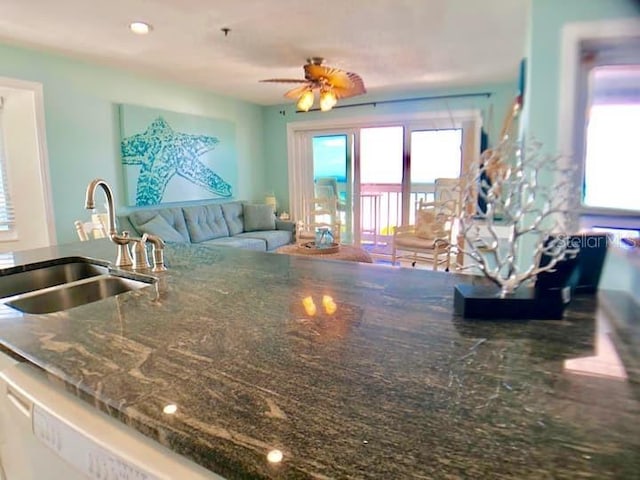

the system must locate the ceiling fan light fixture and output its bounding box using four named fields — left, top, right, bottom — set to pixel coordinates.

left=296, top=89, right=314, bottom=112
left=319, top=87, right=337, bottom=112
left=260, top=58, right=365, bottom=113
